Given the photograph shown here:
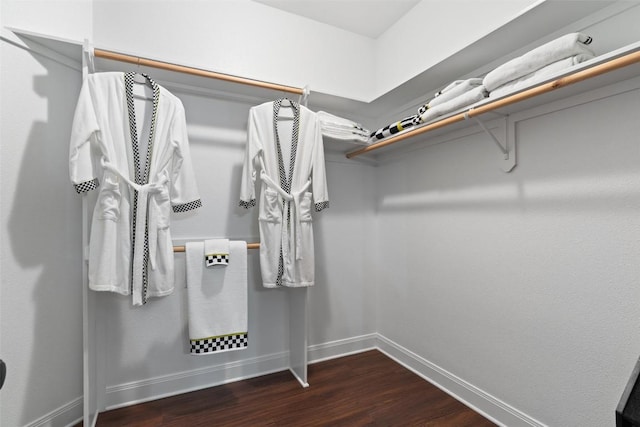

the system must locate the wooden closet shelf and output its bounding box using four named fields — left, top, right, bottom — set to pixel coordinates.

left=346, top=48, right=640, bottom=159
